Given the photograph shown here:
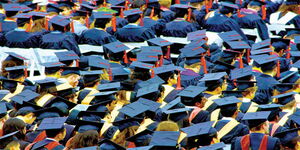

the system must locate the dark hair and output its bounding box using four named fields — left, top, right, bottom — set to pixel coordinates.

left=52, top=24, right=70, bottom=32
left=260, top=61, right=277, bottom=72
left=3, top=118, right=26, bottom=140
left=157, top=71, right=175, bottom=83
left=45, top=128, right=65, bottom=138
left=144, top=7, right=161, bottom=18
left=131, top=0, right=146, bottom=8
left=94, top=18, right=111, bottom=28
left=205, top=79, right=224, bottom=91
left=16, top=18, right=29, bottom=27
left=69, top=130, right=99, bottom=149
left=127, top=14, right=141, bottom=23
left=220, top=104, right=237, bottom=117
left=5, top=11, right=18, bottom=18
left=131, top=71, right=151, bottom=81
